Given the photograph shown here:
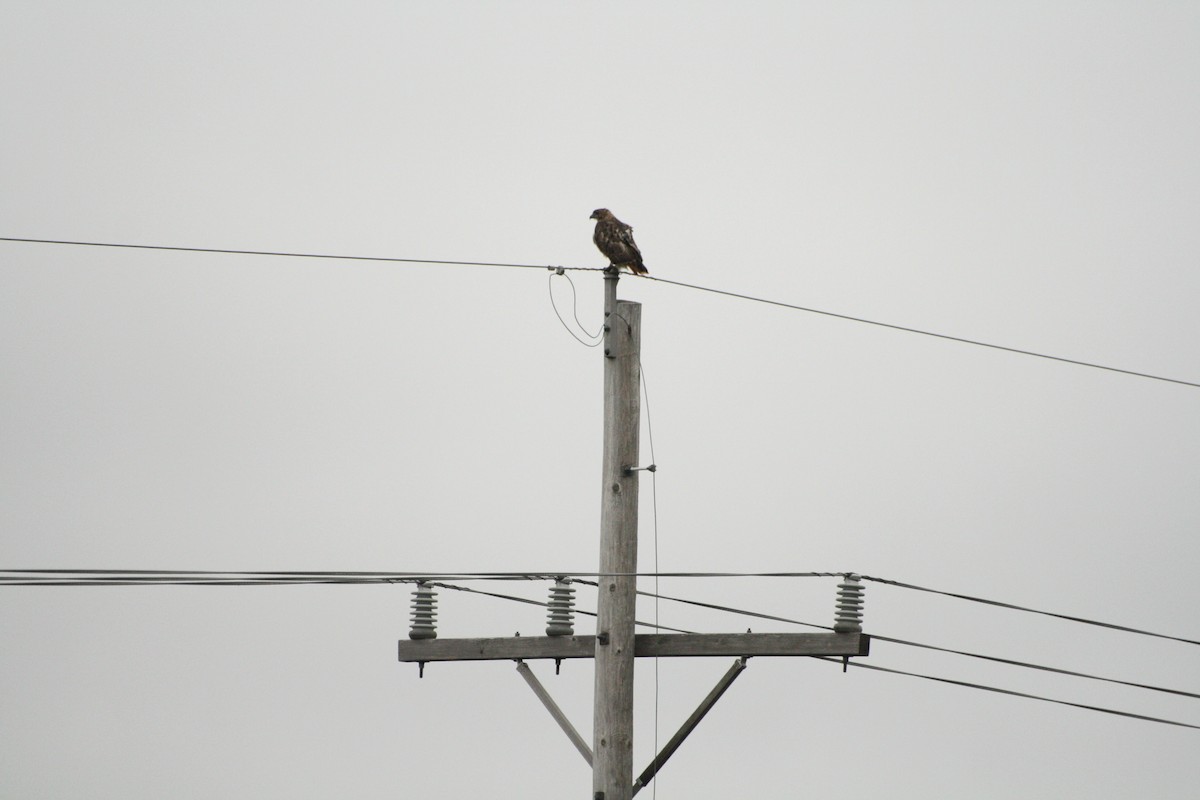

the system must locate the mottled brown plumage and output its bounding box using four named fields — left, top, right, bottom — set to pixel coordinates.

left=590, top=208, right=648, bottom=275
